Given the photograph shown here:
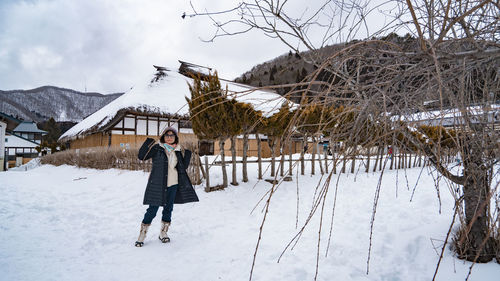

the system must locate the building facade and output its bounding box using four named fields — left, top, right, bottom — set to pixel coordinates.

left=0, top=121, right=5, bottom=171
